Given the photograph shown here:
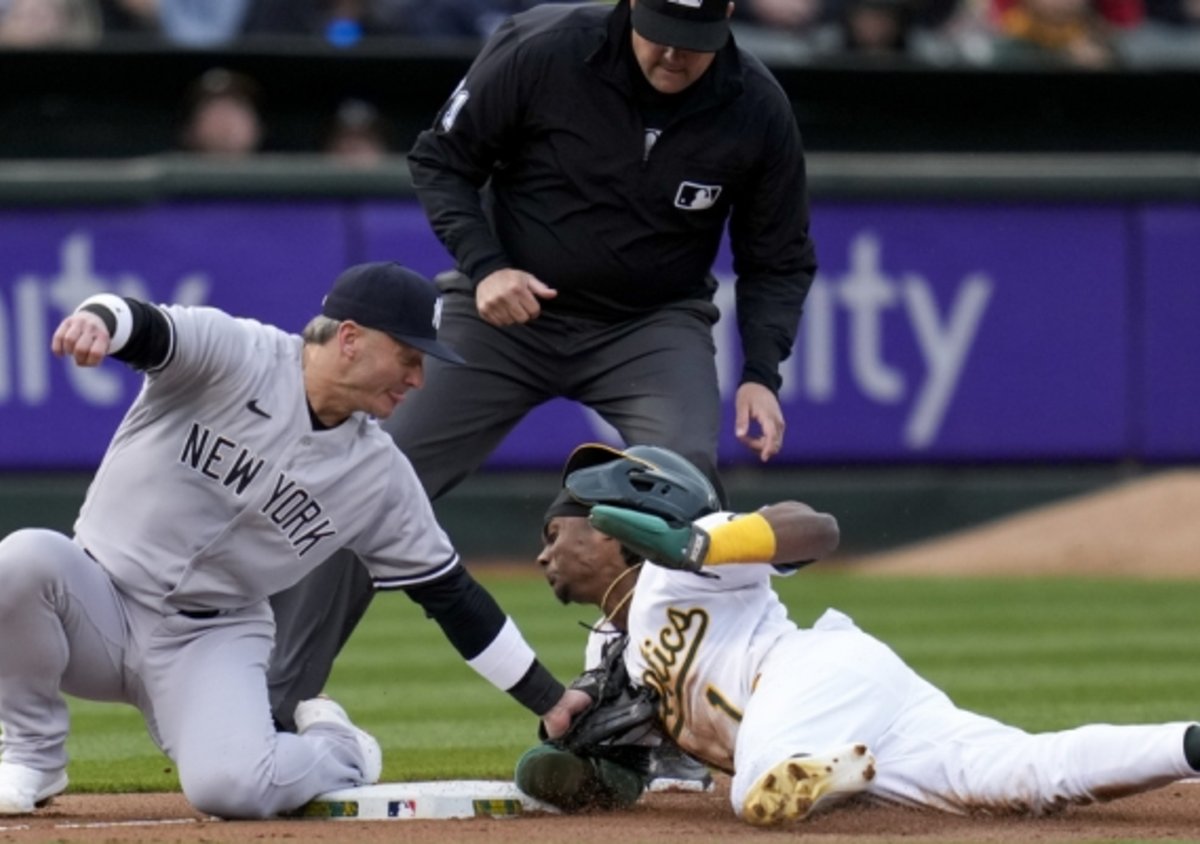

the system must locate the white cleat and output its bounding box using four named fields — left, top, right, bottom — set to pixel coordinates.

left=741, top=742, right=875, bottom=826
left=0, top=762, right=68, bottom=815
left=294, top=696, right=383, bottom=785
